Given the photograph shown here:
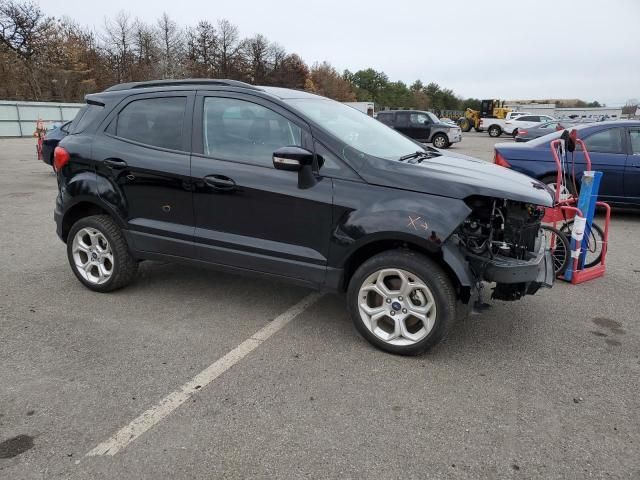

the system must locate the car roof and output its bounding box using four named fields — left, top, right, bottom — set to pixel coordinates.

left=97, top=79, right=321, bottom=101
